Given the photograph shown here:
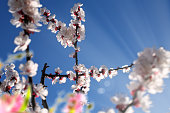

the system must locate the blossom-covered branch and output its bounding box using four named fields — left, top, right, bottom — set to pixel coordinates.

left=110, top=47, right=170, bottom=113
left=44, top=63, right=133, bottom=94
left=40, top=63, right=49, bottom=110
left=8, top=0, right=42, bottom=111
